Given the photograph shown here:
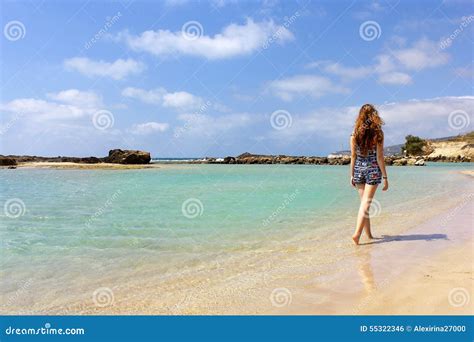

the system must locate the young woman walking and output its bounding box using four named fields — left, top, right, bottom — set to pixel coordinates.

left=350, top=104, right=389, bottom=245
